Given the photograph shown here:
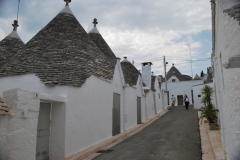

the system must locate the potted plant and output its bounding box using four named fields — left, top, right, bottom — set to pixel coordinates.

left=199, top=85, right=219, bottom=130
